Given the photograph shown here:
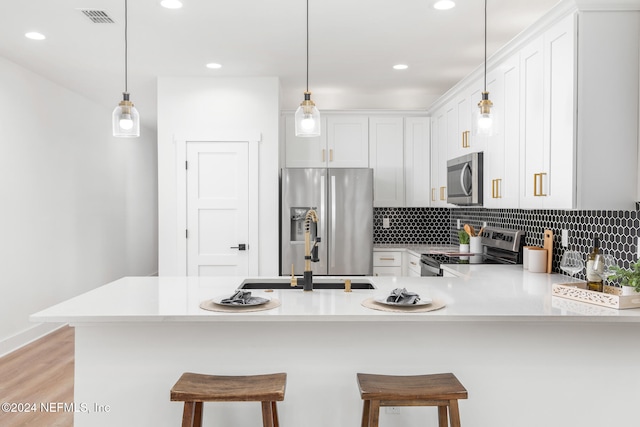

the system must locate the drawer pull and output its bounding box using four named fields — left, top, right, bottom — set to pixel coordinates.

left=379, top=257, right=396, bottom=261
left=410, top=261, right=417, bottom=266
